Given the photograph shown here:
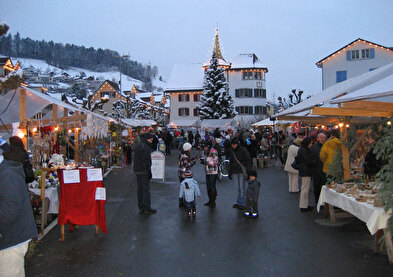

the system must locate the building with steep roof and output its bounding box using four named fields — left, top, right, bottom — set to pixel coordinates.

left=165, top=29, right=269, bottom=128
left=0, top=57, right=16, bottom=77
left=92, top=80, right=127, bottom=114
left=316, top=38, right=393, bottom=89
